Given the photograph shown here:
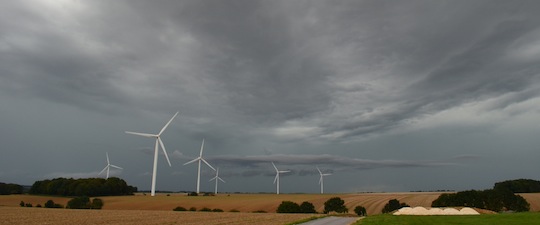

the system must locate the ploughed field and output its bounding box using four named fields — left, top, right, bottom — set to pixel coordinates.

left=2, top=192, right=540, bottom=224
